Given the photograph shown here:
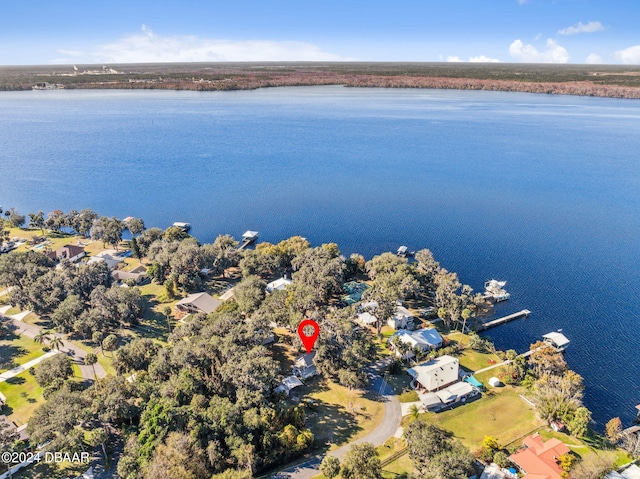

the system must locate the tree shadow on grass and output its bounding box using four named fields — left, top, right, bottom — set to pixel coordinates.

left=0, top=404, right=13, bottom=417
left=0, top=344, right=27, bottom=370
left=305, top=396, right=363, bottom=448
left=6, top=376, right=26, bottom=385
